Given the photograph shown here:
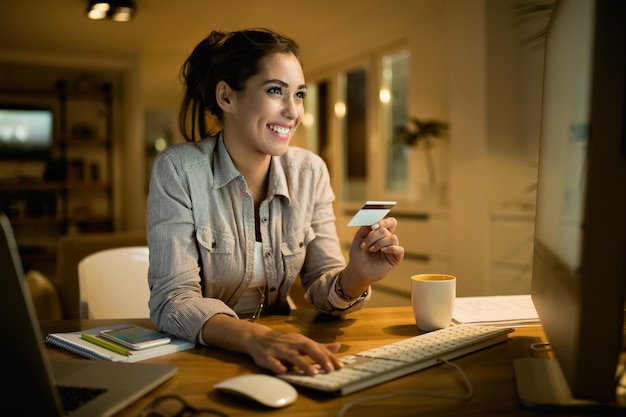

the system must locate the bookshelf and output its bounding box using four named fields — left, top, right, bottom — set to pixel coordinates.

left=0, top=78, right=115, bottom=273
